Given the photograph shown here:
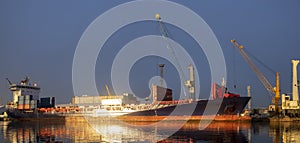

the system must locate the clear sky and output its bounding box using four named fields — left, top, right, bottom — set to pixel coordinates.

left=0, top=0, right=299, bottom=108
